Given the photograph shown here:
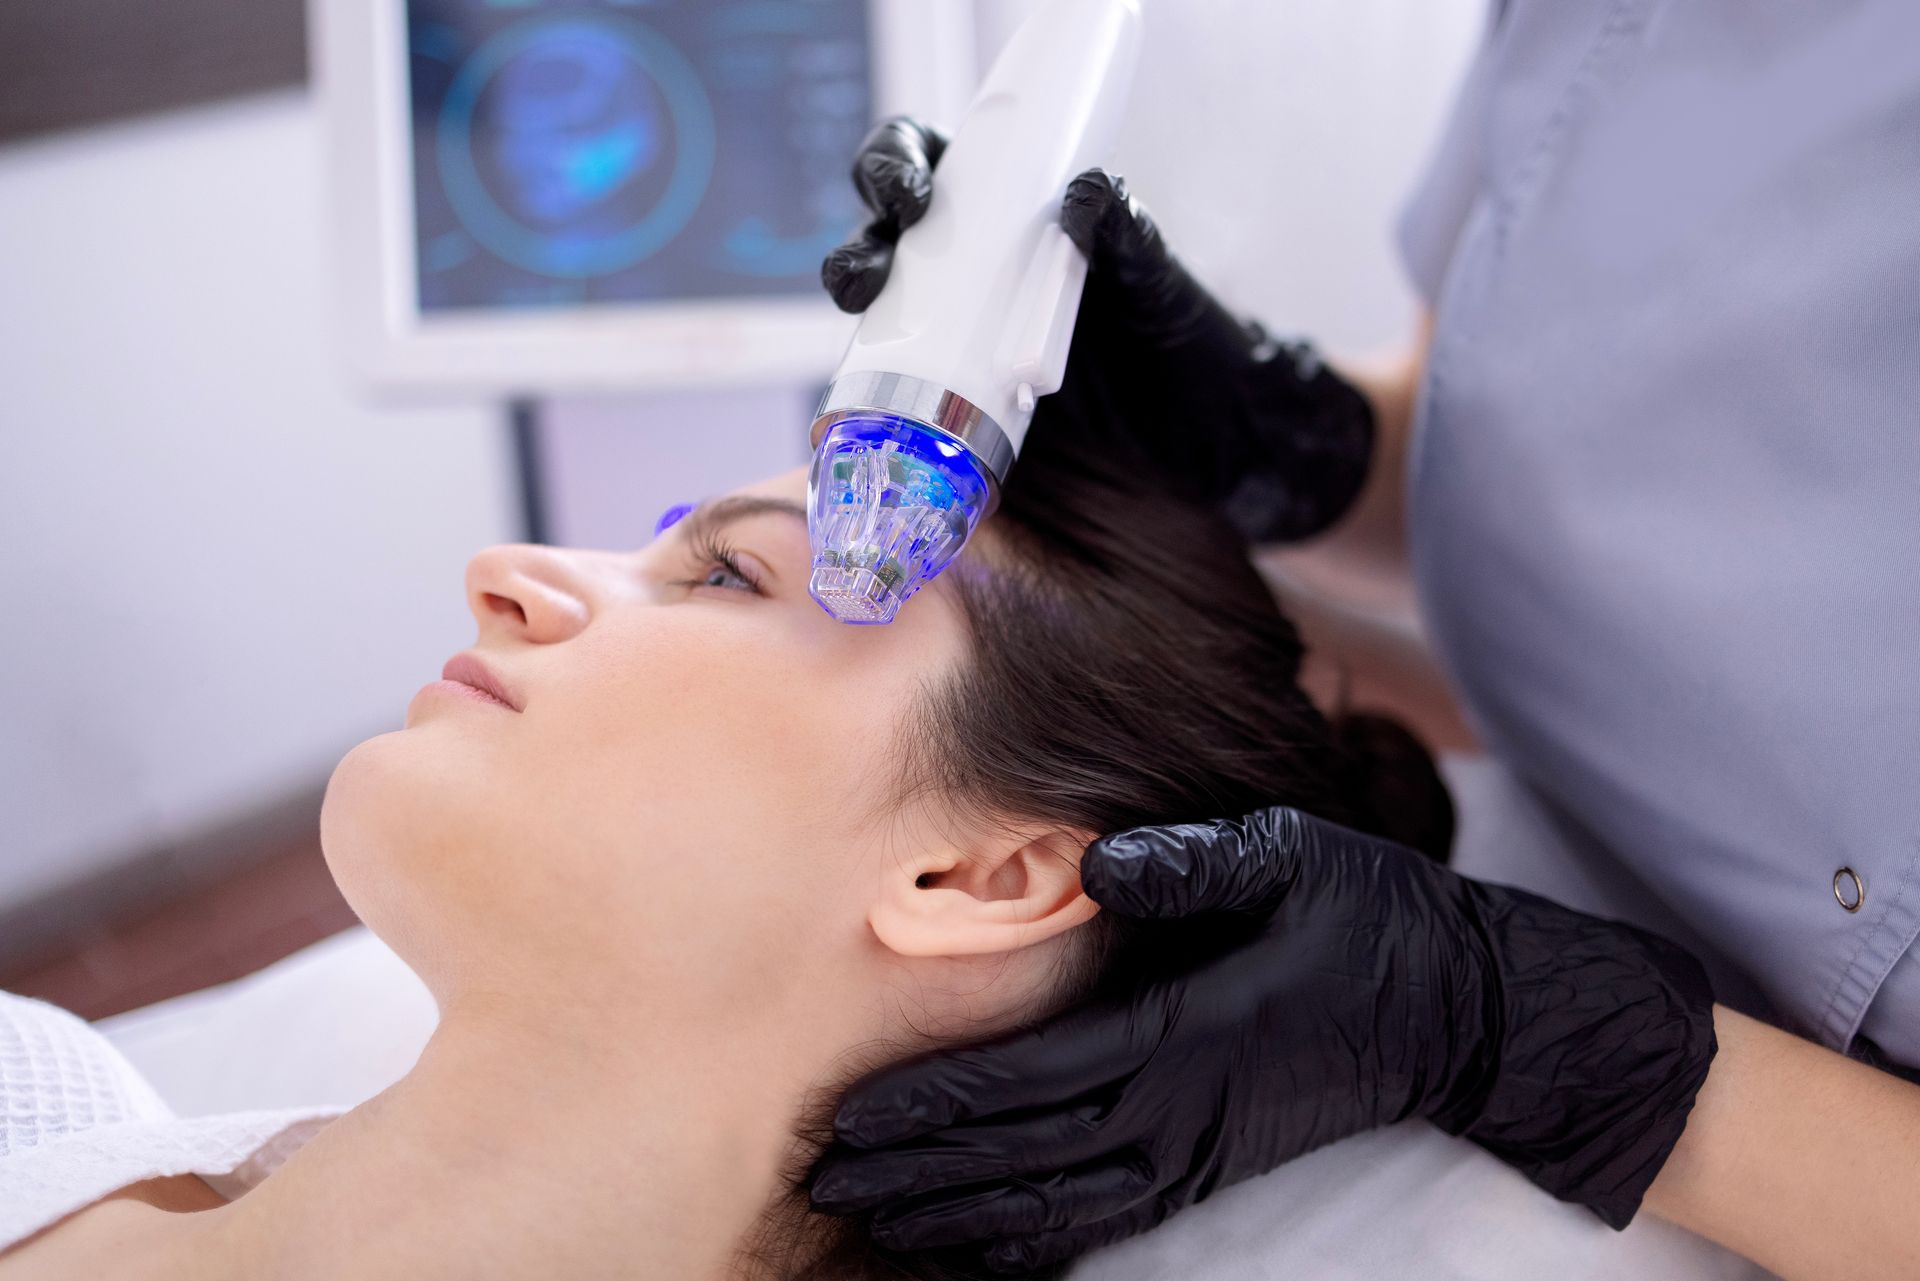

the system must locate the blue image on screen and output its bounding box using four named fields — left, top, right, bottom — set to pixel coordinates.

left=492, top=30, right=665, bottom=224
left=407, top=0, right=872, bottom=312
